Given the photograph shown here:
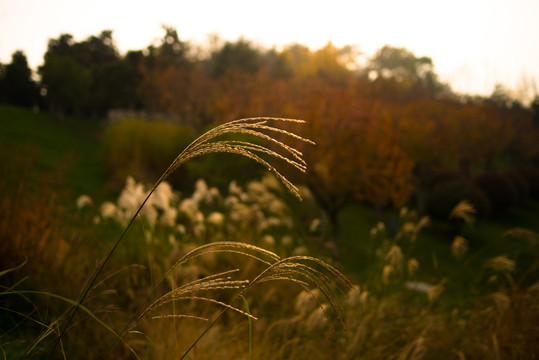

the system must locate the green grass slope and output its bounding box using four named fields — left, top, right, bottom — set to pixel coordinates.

left=0, top=105, right=107, bottom=196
